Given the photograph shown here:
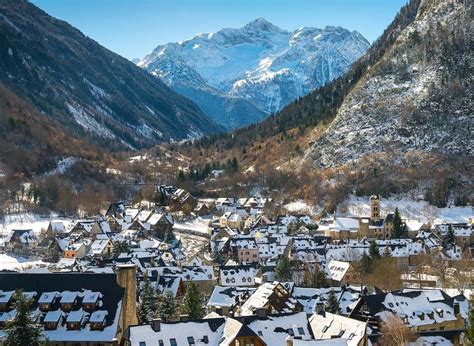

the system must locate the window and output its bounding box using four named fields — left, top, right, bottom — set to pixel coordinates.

left=170, top=339, right=177, bottom=346
left=139, top=342, right=146, bottom=346
left=158, top=341, right=164, bottom=346
left=298, top=327, right=305, bottom=335
left=202, top=335, right=209, bottom=344
left=287, top=328, right=294, bottom=336
left=257, top=331, right=263, bottom=336
left=187, top=336, right=195, bottom=345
